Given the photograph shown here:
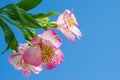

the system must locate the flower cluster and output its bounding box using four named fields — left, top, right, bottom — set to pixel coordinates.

left=9, top=30, right=64, bottom=77
left=9, top=9, right=82, bottom=78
